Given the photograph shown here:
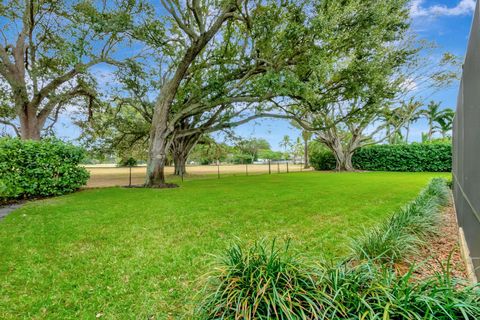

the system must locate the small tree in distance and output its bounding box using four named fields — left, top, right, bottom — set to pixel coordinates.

left=279, top=136, right=292, bottom=161
left=120, top=157, right=138, bottom=187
